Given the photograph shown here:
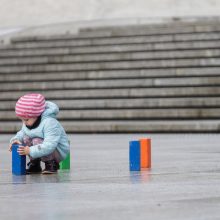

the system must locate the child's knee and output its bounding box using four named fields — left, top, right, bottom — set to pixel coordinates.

left=23, top=135, right=32, bottom=146
left=32, top=137, right=44, bottom=145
